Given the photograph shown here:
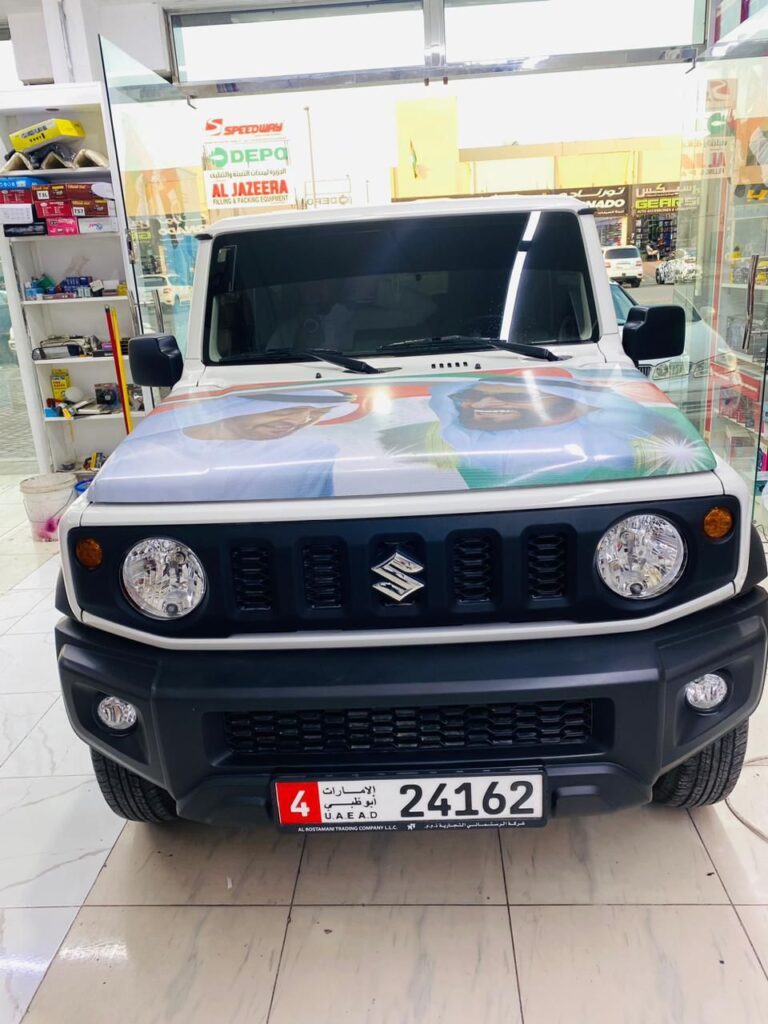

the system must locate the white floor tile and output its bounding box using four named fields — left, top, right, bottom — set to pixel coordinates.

left=0, top=700, right=91, bottom=778
left=0, top=632, right=60, bottom=695
left=0, top=507, right=26, bottom=541
left=692, top=767, right=768, bottom=903
left=6, top=594, right=61, bottom=636
left=511, top=905, right=768, bottom=1024
left=0, top=777, right=124, bottom=908
left=11, top=557, right=61, bottom=592
left=0, top=907, right=77, bottom=1024
left=0, top=556, right=56, bottom=597
left=747, top=691, right=768, bottom=763
left=736, top=906, right=768, bottom=976
left=0, top=524, right=58, bottom=557
left=0, top=694, right=57, bottom=768
left=0, top=591, right=50, bottom=637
